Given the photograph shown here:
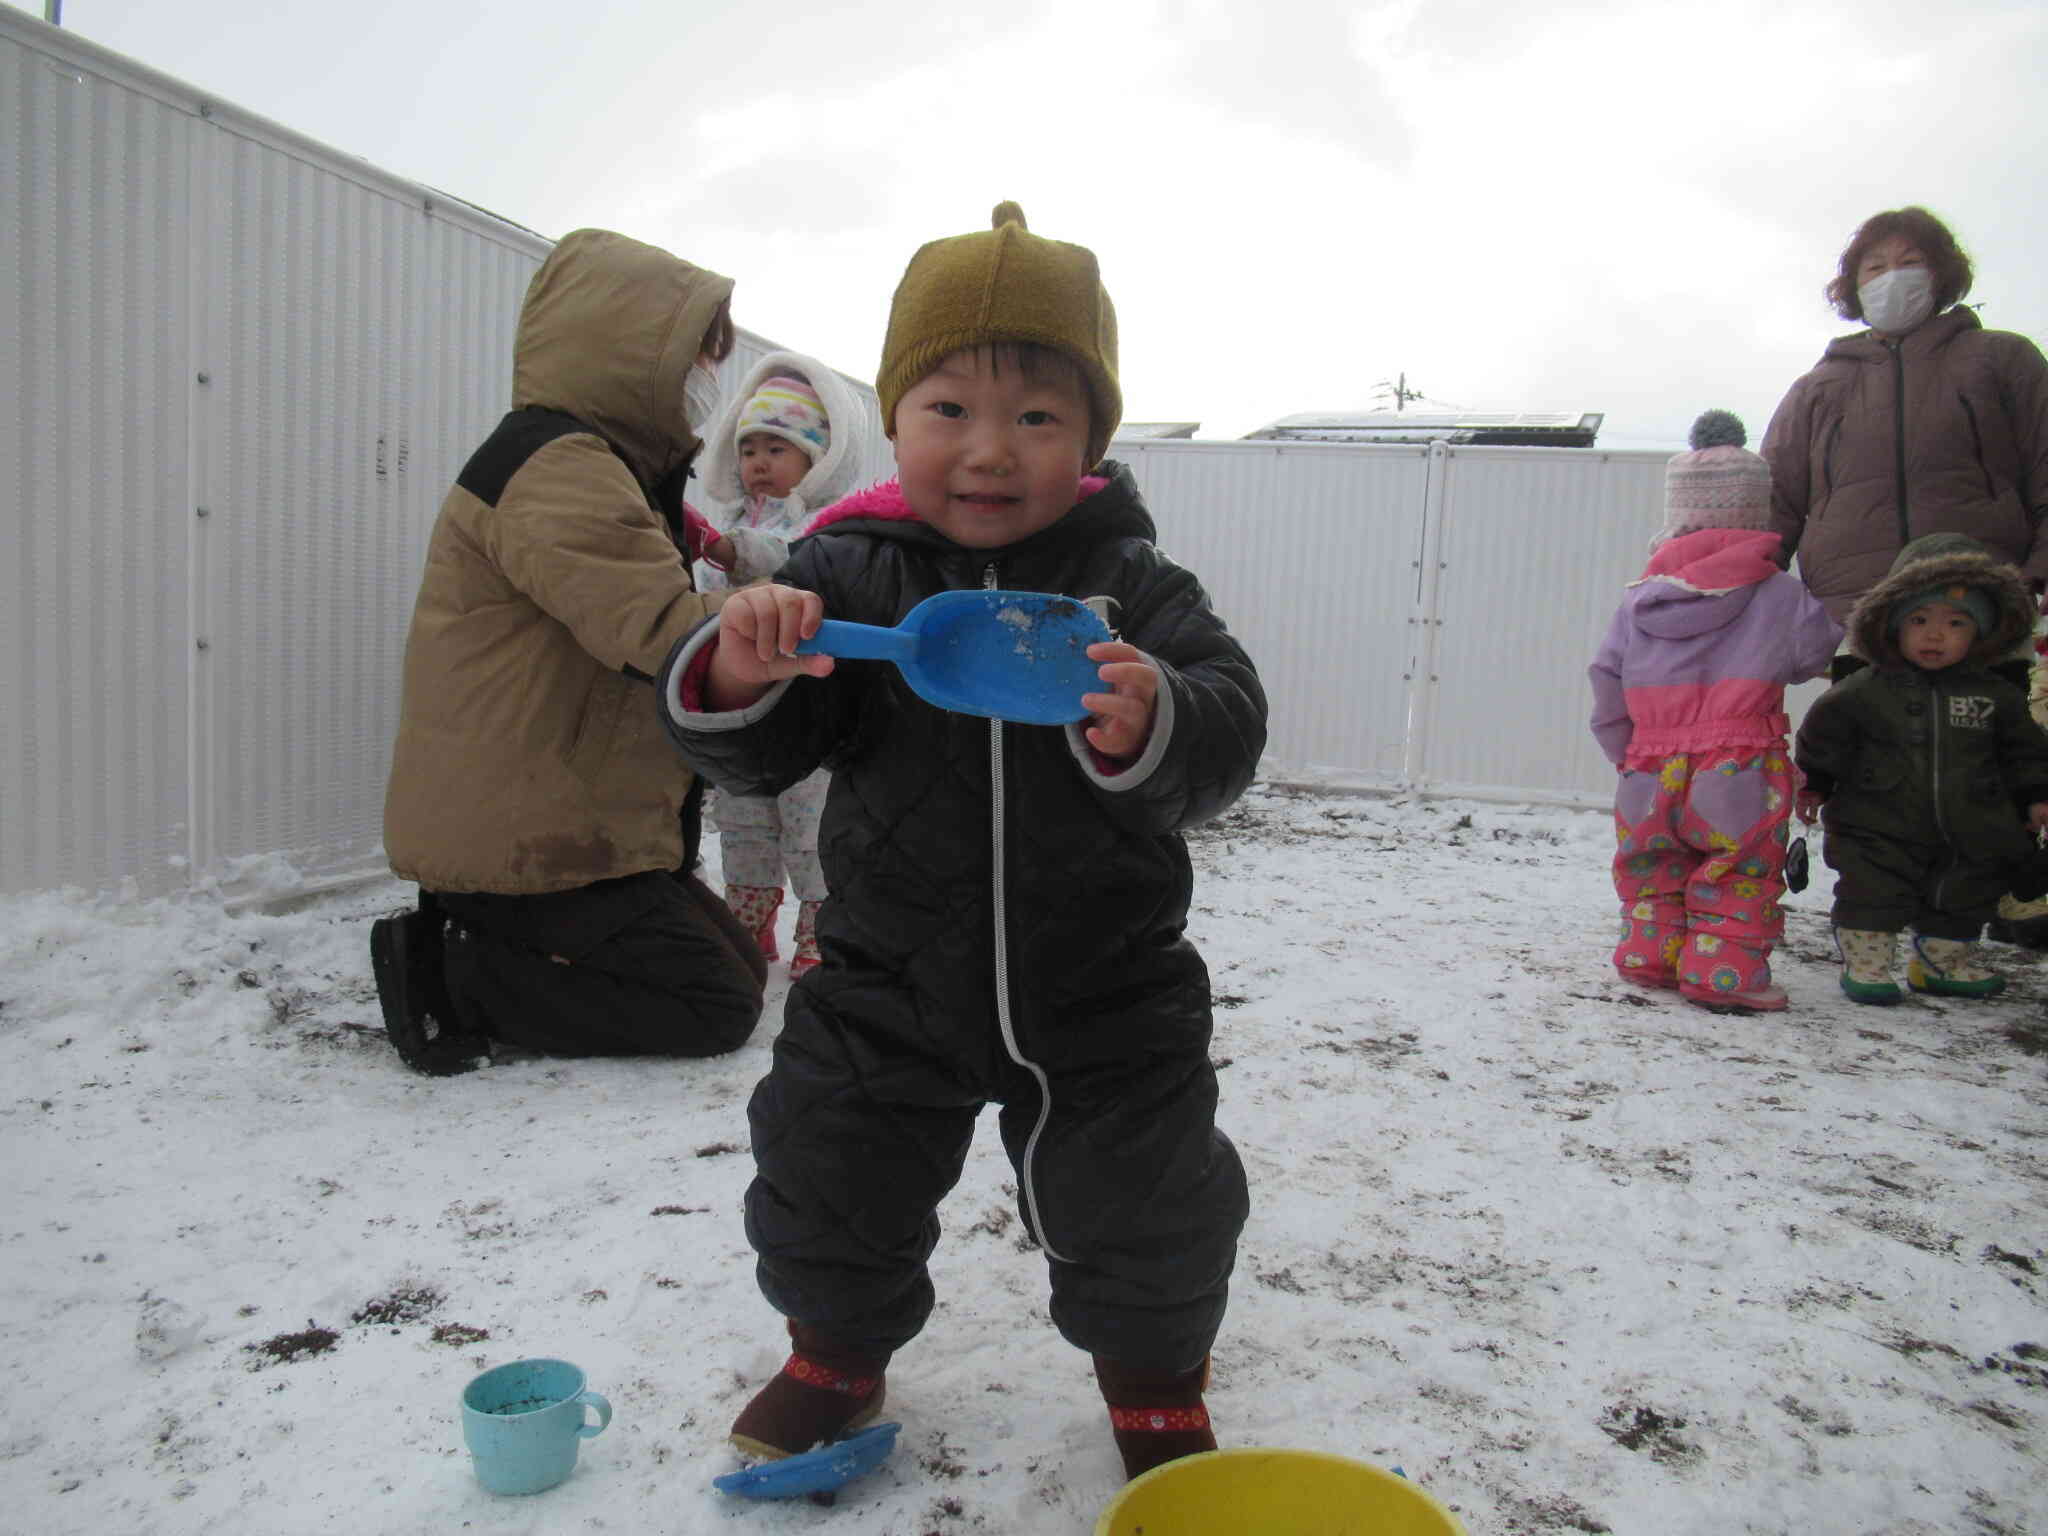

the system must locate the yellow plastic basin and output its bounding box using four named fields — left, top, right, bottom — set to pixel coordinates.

left=1096, top=1448, right=1467, bottom=1536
